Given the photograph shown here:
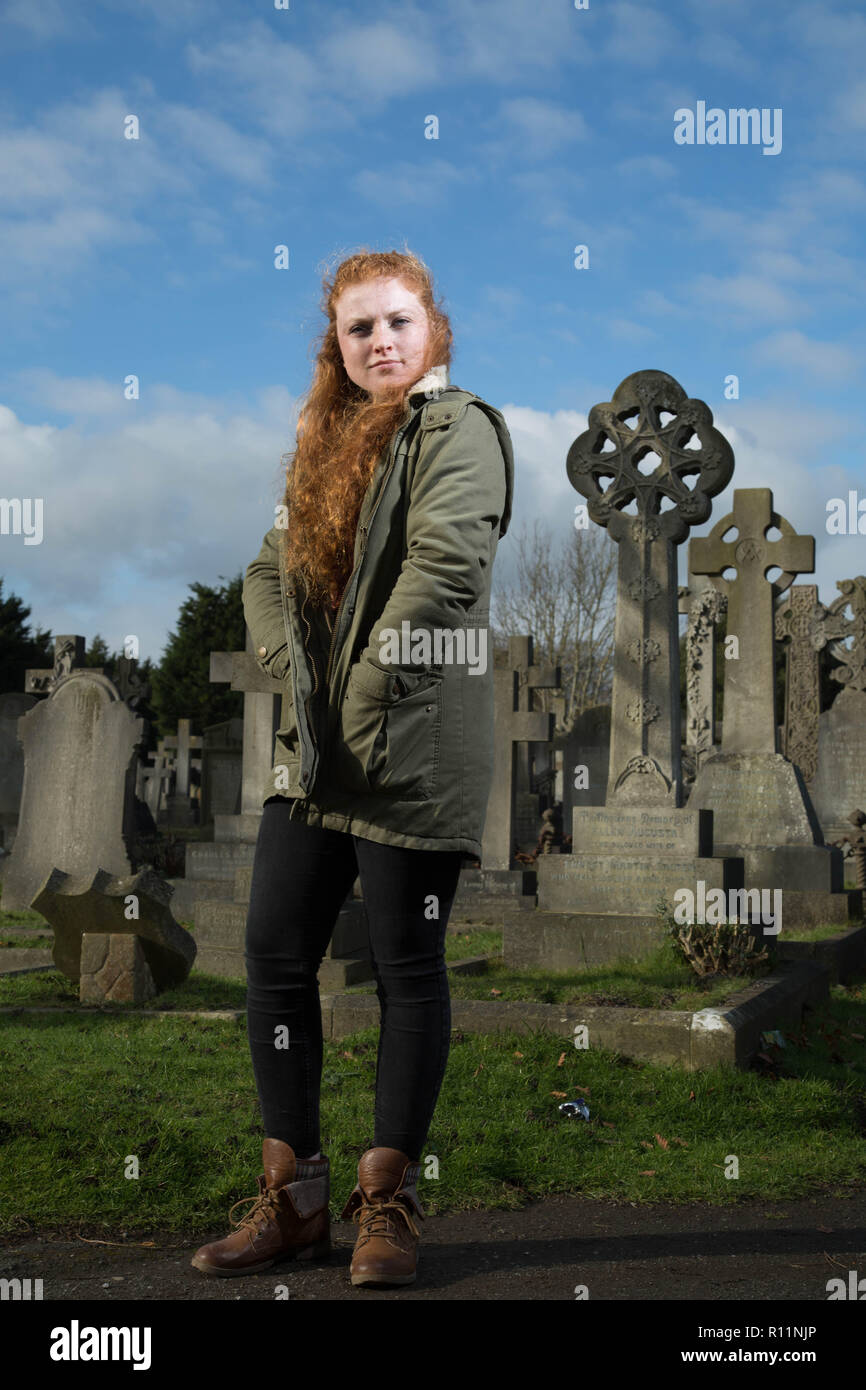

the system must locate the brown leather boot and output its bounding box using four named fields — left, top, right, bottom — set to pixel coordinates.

left=190, top=1139, right=331, bottom=1277
left=340, top=1147, right=424, bottom=1287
